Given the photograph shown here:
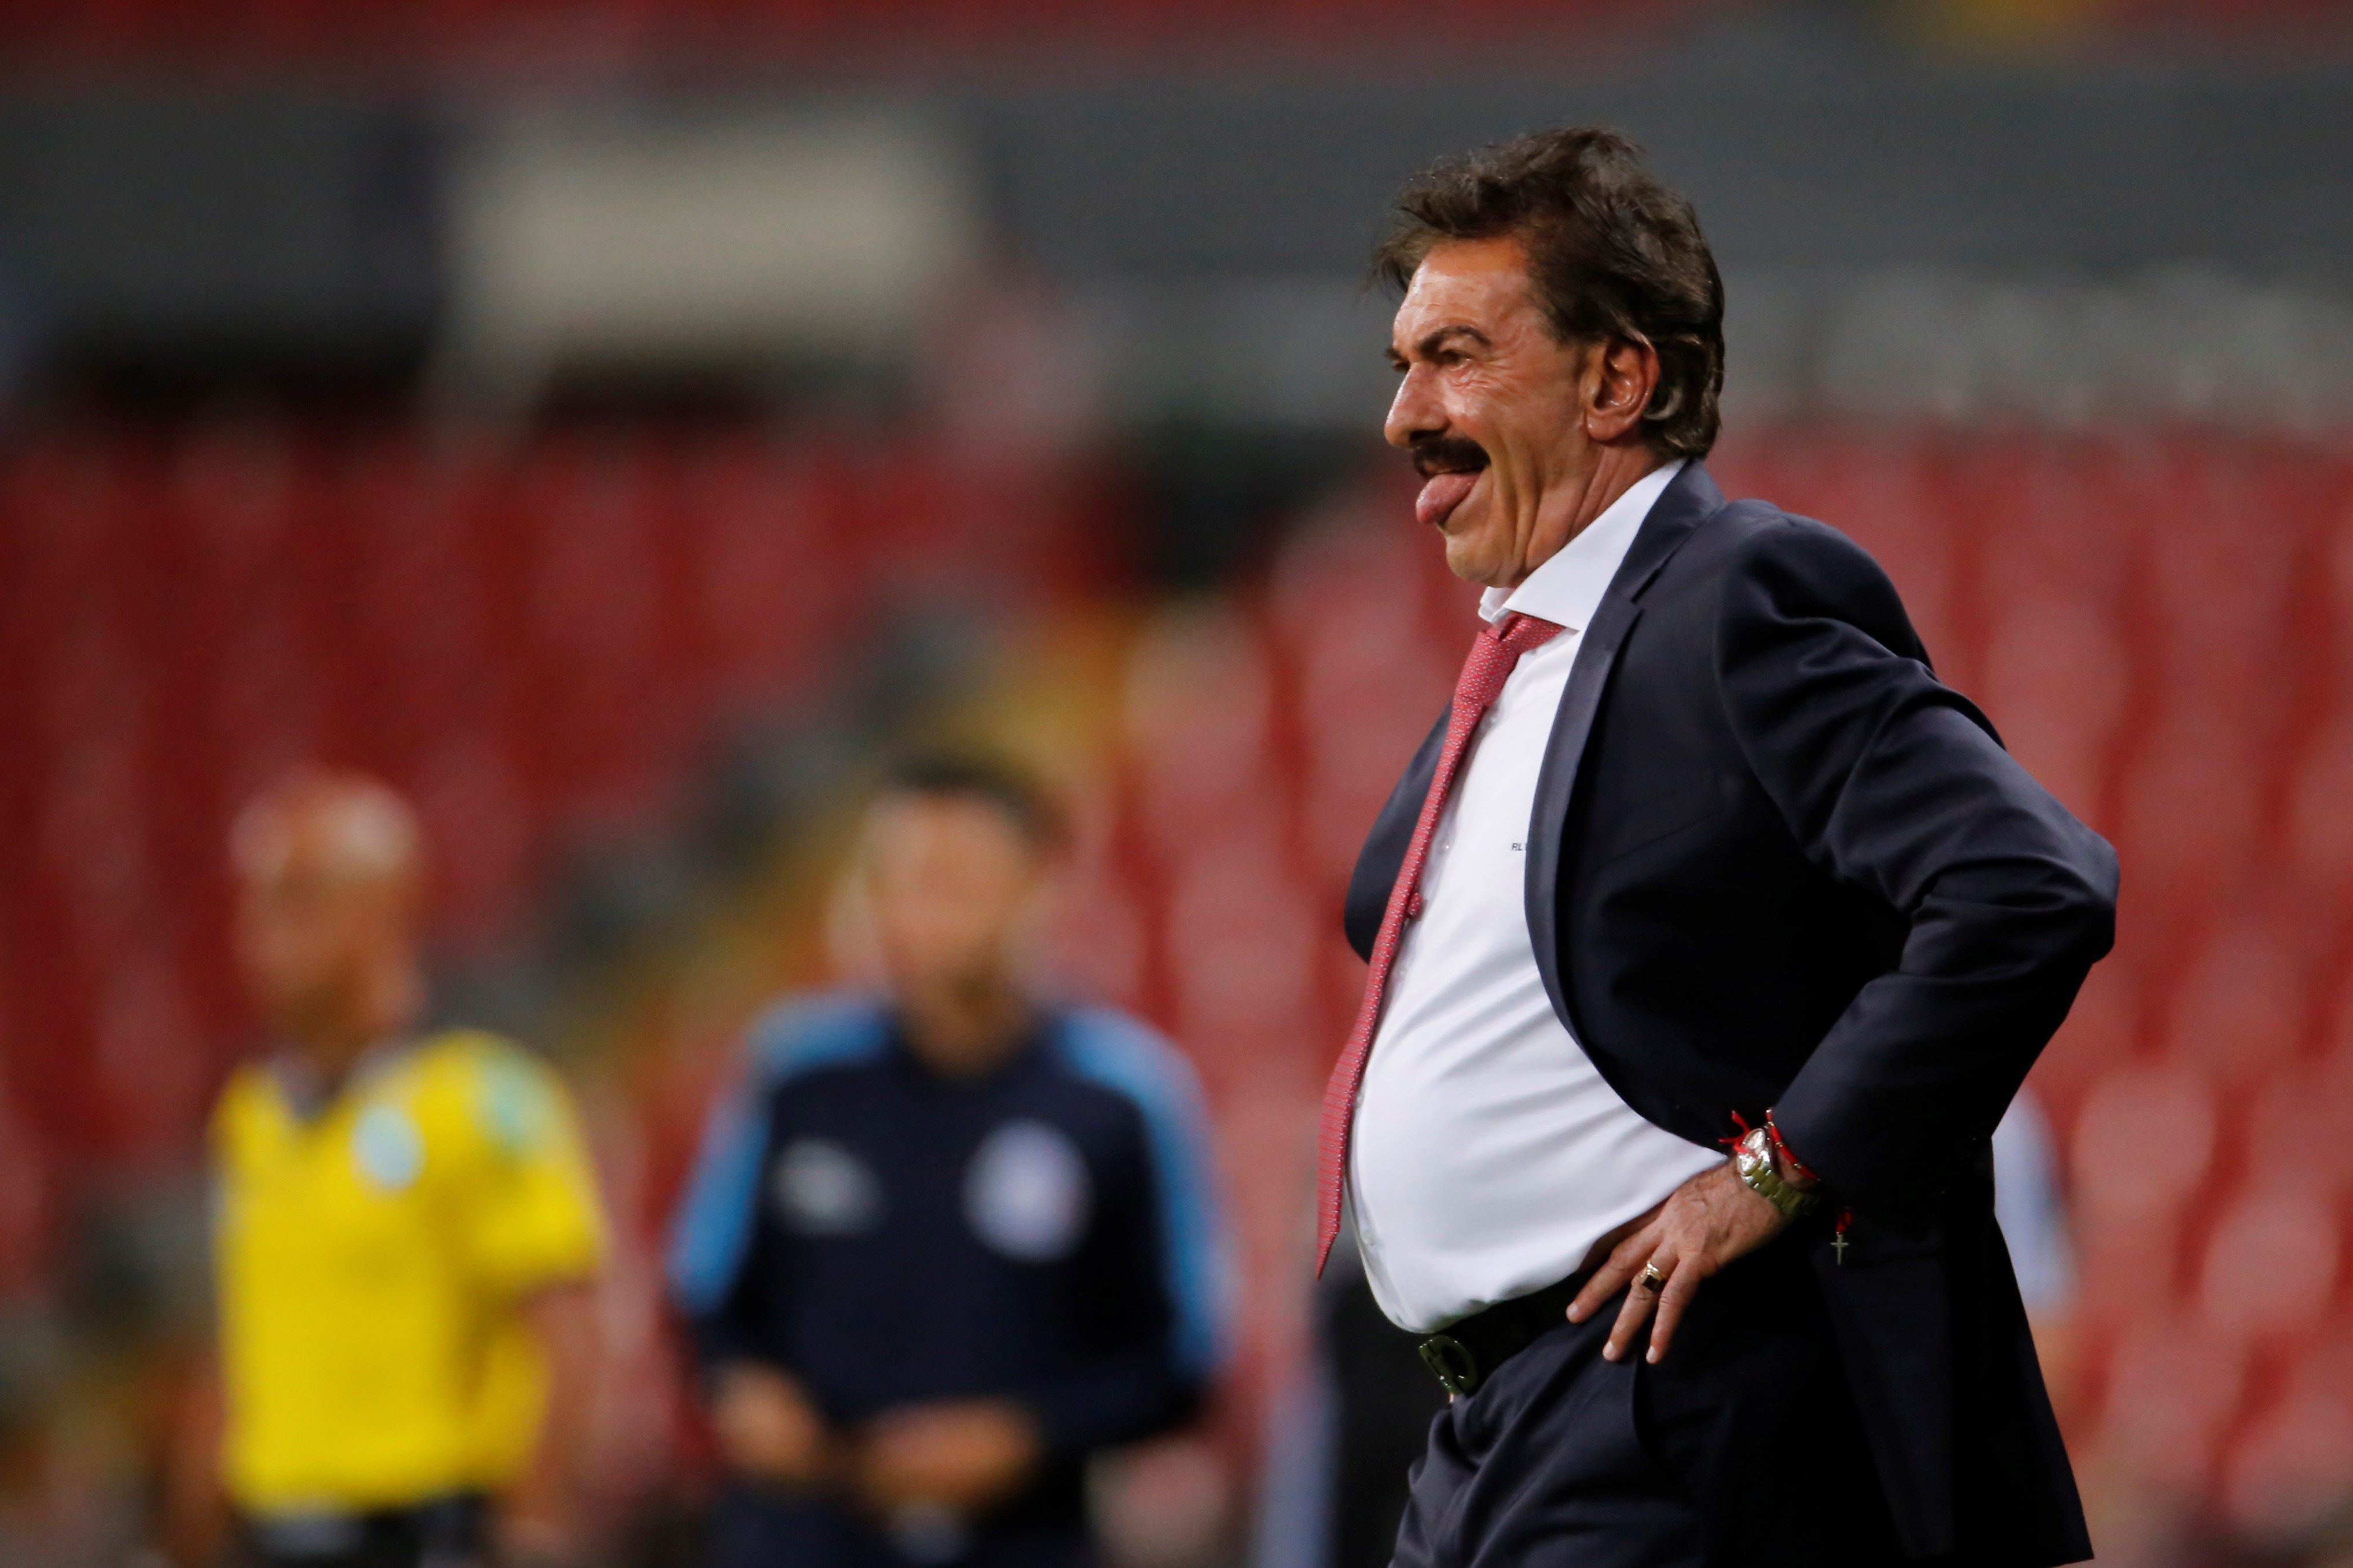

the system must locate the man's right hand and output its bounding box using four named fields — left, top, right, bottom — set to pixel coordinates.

left=712, top=1363, right=834, bottom=1488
